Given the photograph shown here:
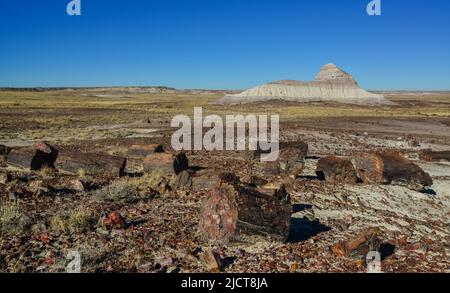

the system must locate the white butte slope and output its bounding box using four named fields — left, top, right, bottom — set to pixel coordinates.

left=217, top=63, right=392, bottom=105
